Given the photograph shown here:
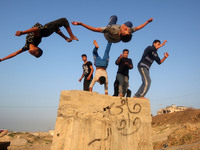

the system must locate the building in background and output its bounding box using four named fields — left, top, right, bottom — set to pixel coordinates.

left=157, top=104, right=187, bottom=115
